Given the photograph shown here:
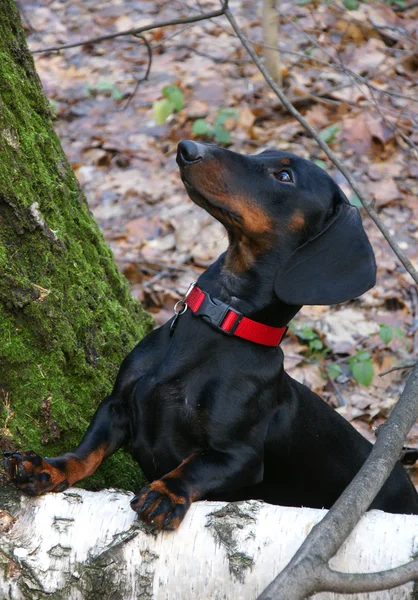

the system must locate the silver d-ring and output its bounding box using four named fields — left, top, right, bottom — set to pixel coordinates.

left=174, top=300, right=188, bottom=316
